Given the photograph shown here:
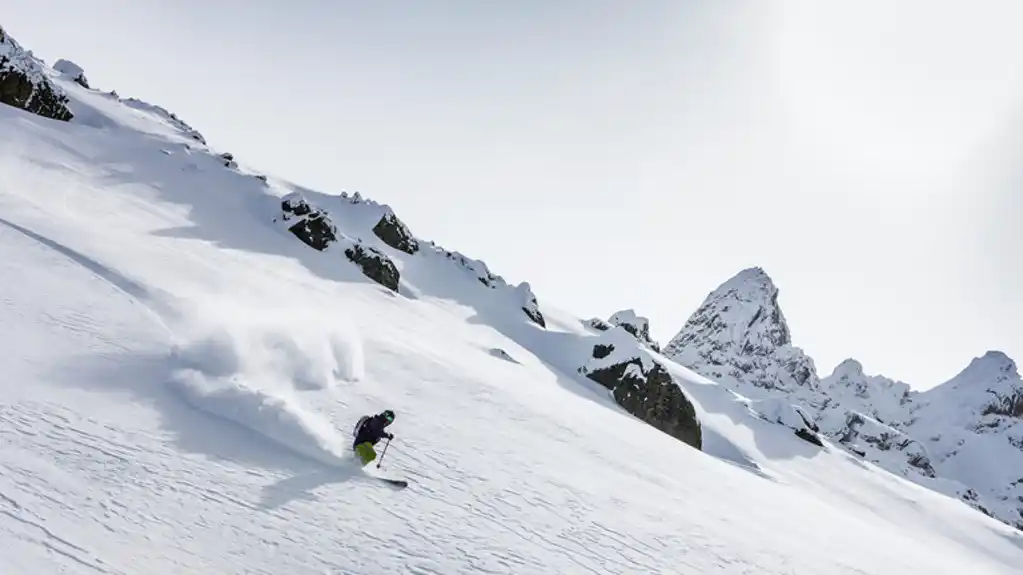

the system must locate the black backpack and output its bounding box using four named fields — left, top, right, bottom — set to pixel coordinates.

left=352, top=415, right=369, bottom=438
